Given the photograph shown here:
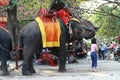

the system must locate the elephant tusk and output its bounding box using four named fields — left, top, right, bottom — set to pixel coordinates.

left=68, top=23, right=73, bottom=40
